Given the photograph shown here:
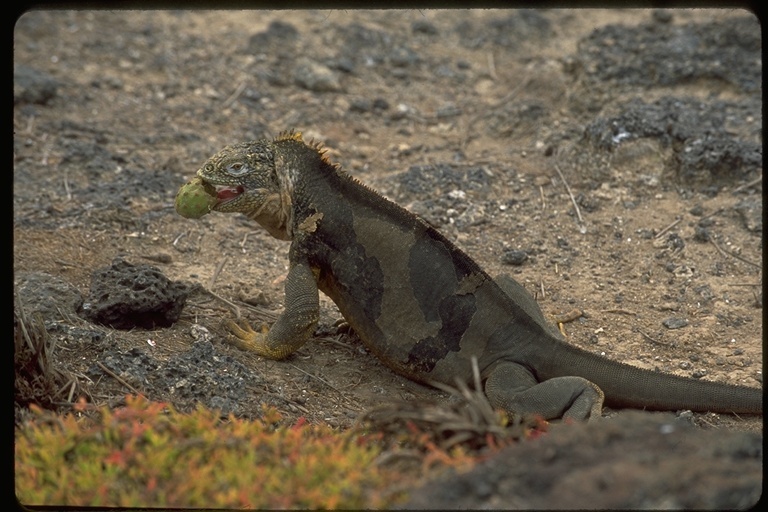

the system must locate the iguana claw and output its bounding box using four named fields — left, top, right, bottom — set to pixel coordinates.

left=224, top=319, right=272, bottom=354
